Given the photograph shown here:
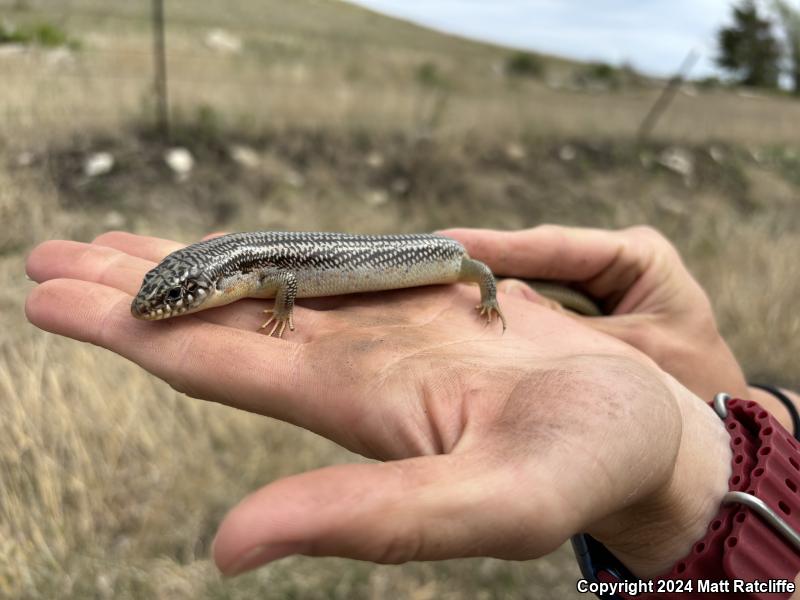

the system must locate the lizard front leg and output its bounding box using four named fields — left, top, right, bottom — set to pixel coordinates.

left=260, top=270, right=298, bottom=338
